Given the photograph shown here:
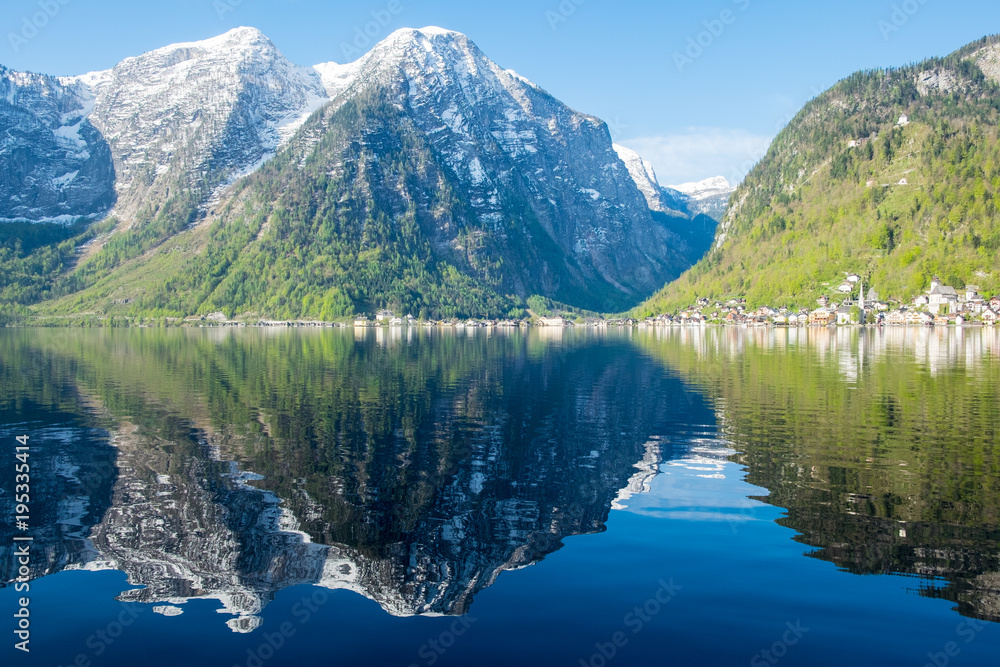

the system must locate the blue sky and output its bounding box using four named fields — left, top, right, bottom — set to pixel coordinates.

left=3, top=0, right=1000, bottom=183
